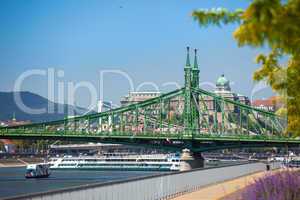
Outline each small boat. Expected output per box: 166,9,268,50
25,163,50,178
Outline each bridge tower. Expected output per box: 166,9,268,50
192,49,200,131
184,47,200,133
183,47,193,132
181,47,204,171
192,48,199,89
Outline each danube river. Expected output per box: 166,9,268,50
0,160,247,199
0,167,163,199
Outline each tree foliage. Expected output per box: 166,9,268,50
192,0,300,136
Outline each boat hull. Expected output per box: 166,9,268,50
50,167,175,171
25,174,50,179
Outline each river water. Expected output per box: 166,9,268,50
0,167,163,199
0,161,247,199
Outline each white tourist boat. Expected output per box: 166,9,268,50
48,154,180,171
25,163,50,178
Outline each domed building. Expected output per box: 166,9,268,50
214,74,249,105
197,74,251,133
216,74,231,91
202,74,250,113
214,74,235,101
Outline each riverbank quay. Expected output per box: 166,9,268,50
1,162,280,200
171,170,267,200
172,163,286,200
222,168,300,200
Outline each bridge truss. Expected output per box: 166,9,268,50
0,48,298,152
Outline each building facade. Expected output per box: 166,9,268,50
203,74,250,111
120,74,250,114
252,96,282,112
120,91,161,106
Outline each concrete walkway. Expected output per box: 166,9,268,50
171,171,267,200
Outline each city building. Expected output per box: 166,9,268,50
1,113,31,127
120,74,250,114
120,91,161,106
252,96,282,112
0,139,16,153
214,74,250,105
204,74,250,112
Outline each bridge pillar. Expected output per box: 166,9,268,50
180,148,204,171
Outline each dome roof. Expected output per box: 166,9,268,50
216,74,229,86
216,74,231,91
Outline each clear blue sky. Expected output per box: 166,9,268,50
0,0,272,108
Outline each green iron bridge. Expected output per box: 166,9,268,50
0,47,299,152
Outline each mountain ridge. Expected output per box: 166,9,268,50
0,91,92,123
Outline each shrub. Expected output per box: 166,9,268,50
242,170,300,200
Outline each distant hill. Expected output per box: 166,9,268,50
0,91,93,123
